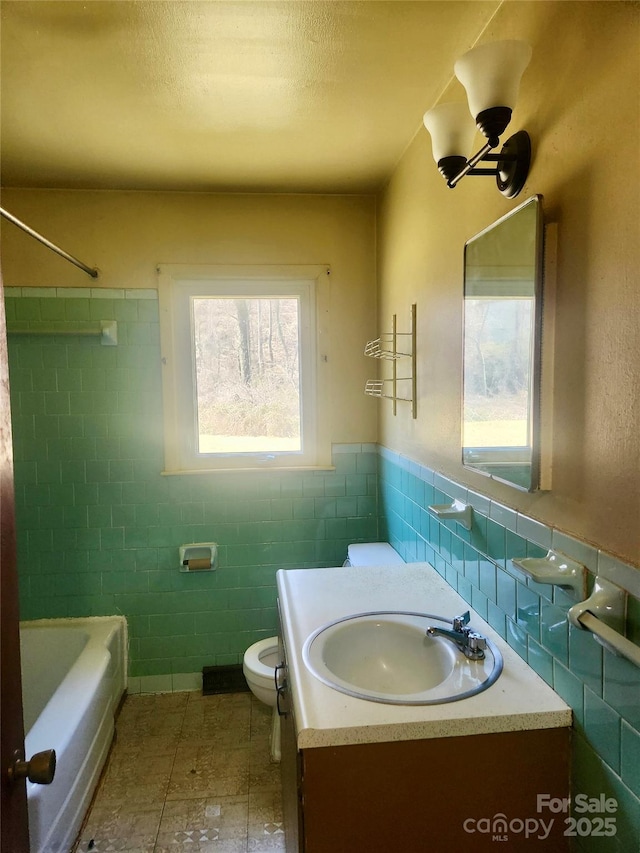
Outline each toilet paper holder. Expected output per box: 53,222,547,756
179,542,218,572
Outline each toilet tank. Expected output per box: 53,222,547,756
346,542,405,567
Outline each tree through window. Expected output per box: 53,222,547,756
193,297,301,454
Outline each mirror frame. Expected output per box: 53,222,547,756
461,194,545,492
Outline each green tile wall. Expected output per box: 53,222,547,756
5,289,379,680
378,446,640,853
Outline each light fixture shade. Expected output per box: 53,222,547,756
454,40,532,119
422,102,477,163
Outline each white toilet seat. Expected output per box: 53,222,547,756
244,637,278,682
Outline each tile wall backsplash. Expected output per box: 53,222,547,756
5,288,378,690
377,445,640,853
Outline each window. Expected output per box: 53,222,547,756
158,265,331,473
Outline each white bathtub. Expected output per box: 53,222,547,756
20,617,127,853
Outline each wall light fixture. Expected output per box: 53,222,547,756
423,40,532,198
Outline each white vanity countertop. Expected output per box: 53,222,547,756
277,562,571,749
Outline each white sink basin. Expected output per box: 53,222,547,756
302,611,502,705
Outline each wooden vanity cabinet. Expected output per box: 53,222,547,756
293,728,569,852
277,636,570,853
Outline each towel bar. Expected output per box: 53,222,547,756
574,611,640,668
568,576,640,667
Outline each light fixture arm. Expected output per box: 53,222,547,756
447,139,494,187
443,130,531,198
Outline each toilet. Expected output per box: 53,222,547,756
242,542,404,762
242,637,282,761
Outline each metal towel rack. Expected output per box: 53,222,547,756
364,303,416,418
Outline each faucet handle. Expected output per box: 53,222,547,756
467,632,487,653
452,611,471,632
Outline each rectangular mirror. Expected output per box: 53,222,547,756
462,195,545,491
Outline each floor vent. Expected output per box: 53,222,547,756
202,664,250,695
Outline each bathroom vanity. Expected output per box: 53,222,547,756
277,562,572,853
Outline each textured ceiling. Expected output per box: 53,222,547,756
0,1,499,193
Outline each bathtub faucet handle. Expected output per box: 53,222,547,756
8,748,56,785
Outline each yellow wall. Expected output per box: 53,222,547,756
2,2,638,566
377,1,639,566
0,190,378,445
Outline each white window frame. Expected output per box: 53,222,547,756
157,264,331,474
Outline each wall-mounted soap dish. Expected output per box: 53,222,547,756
510,549,586,600
428,500,473,531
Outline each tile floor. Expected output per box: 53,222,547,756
73,691,285,853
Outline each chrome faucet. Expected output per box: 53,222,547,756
426,611,487,660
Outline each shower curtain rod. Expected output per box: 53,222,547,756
0,206,99,279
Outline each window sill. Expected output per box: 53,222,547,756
161,465,336,476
